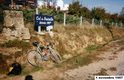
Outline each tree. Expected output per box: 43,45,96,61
68,1,81,16
80,7,91,18
91,7,106,20
110,13,118,23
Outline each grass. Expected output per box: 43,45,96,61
21,65,44,75
52,25,114,56
55,54,92,69
1,39,31,51
85,44,101,53
52,25,118,70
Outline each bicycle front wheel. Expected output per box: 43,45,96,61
49,48,62,63
27,50,42,67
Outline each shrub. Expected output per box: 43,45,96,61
22,9,35,22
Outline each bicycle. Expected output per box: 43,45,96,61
27,41,62,67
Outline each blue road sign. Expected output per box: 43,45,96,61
35,14,54,26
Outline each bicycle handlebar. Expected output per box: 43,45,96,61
32,42,39,47
32,41,53,50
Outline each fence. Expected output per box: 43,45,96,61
58,12,124,27
22,9,124,28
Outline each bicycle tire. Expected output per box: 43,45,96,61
49,48,62,63
27,50,43,67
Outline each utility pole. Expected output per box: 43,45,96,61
80,16,82,26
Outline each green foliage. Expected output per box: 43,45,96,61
91,8,106,20
22,9,35,22
66,15,80,24
54,12,64,23
80,7,91,18
0,4,10,10
39,8,56,15
110,13,119,23
68,1,82,16
0,4,5,32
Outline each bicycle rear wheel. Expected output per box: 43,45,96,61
27,50,42,67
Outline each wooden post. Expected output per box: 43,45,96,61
100,20,102,26
80,16,82,26
115,23,118,27
120,22,123,27
92,18,95,26
64,12,66,26
112,22,114,26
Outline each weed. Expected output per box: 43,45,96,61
85,44,100,53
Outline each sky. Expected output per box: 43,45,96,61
64,0,124,14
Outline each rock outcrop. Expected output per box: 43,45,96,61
2,10,30,40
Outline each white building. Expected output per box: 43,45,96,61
62,4,69,11
55,0,64,10
55,0,69,11
37,0,69,11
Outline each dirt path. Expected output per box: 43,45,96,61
1,40,124,80
62,44,124,80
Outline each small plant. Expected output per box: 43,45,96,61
85,44,100,53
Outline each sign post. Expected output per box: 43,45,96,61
64,12,66,26
35,8,41,33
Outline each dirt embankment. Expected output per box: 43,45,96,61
51,26,124,58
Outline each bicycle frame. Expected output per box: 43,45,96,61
36,44,44,57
